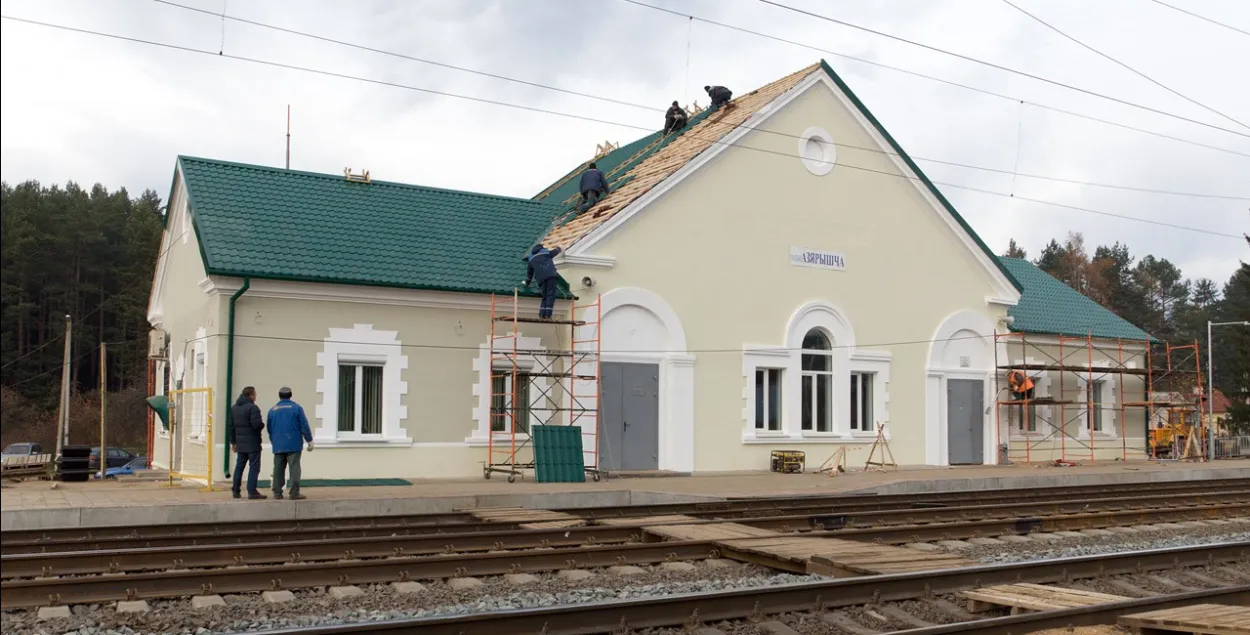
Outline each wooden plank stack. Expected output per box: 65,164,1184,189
464,507,586,529
1118,603,1250,634
960,583,1127,615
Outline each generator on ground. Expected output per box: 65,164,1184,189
770,450,805,474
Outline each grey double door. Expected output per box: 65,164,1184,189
599,362,659,471
947,378,985,465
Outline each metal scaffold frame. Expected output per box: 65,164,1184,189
993,333,1206,465
485,290,602,483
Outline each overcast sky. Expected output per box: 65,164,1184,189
2,0,1246,286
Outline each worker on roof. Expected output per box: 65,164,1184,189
577,162,610,213
705,85,732,110
664,101,688,135
524,244,563,320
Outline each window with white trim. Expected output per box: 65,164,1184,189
491,371,532,433
314,325,411,446
800,330,833,432
1090,380,1104,432
754,368,782,431
850,371,874,432
337,363,384,435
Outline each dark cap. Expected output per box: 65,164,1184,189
279,387,293,399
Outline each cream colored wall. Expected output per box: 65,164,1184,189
563,79,1011,470
226,293,561,479
149,173,221,473
1000,340,1151,463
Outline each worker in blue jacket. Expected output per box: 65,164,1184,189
524,244,563,320
267,387,313,500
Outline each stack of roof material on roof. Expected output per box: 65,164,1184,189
540,64,821,250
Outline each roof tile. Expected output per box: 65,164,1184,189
998,257,1153,341
177,156,564,296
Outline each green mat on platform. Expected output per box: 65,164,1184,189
252,478,411,488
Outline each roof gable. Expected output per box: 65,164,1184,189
998,257,1153,341
175,156,565,296
537,61,1021,294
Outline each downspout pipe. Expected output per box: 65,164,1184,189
223,277,250,478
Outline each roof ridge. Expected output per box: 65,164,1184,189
177,155,562,209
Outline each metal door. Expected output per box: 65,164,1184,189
947,379,984,465
600,362,660,471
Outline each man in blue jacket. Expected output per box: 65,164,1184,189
524,244,563,320
267,387,313,500
577,162,610,212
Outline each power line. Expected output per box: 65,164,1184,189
4,339,142,389
617,0,1250,159
0,333,64,370
757,0,1250,139
0,15,1241,239
148,0,1250,200
1147,0,1250,38
1001,0,1250,132
204,329,1002,355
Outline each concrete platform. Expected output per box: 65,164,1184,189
2,460,1247,531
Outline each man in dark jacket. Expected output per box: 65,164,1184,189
267,387,313,500
577,162,610,212
230,386,266,499
524,244,563,319
705,85,732,110
664,101,688,135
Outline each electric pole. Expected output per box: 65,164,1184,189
55,314,72,457
99,342,107,478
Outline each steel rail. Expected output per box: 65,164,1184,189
4,496,1246,577
209,543,1250,635
6,478,1243,548
6,488,1245,558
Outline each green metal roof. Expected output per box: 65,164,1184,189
998,257,1153,341
176,156,567,296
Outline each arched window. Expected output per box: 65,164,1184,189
801,329,833,432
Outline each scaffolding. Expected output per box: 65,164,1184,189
485,290,602,482
993,333,1206,465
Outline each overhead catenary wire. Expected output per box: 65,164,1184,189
756,0,1250,139
153,0,1250,165
1147,0,1250,38
0,15,1241,239
1000,0,1250,132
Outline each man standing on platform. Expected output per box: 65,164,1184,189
230,386,266,499
267,387,313,500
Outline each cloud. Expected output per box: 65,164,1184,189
2,0,1246,285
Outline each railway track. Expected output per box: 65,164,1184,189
6,479,1244,552
3,492,1245,579
2,502,1246,607
218,542,1250,635
5,487,1246,560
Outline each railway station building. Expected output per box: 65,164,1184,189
146,60,1163,481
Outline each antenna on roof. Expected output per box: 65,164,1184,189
285,105,291,170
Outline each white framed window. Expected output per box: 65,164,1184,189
314,325,411,447
754,368,782,431
470,333,553,445
491,371,532,433
850,371,873,432
337,362,384,436
797,126,837,176
800,329,833,433
1090,379,1105,432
